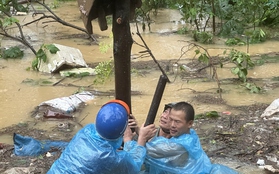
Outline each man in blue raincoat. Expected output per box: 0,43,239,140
143,101,239,174
47,99,157,174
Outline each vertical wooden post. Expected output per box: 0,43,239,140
212,0,216,34
112,0,133,110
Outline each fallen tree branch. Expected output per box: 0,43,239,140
177,42,223,99
22,0,97,41
1,11,36,54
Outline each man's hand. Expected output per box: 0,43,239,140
137,124,157,146
128,114,139,135
123,125,133,143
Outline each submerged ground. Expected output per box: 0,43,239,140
1,1,279,173
0,58,279,173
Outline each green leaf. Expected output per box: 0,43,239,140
236,57,243,64
245,83,261,93
198,54,209,65
45,44,60,54
3,17,19,27
41,80,53,84
223,50,227,55
93,60,114,84
32,58,39,70
219,62,223,68
14,4,28,12
36,49,47,62
195,111,219,119
238,69,247,82
2,46,23,59
75,72,90,77
205,111,219,118
231,67,240,75
259,29,265,38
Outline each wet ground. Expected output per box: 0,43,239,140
1,59,279,173
1,1,279,173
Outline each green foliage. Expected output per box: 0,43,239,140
176,0,212,32
73,87,85,95
99,42,112,54
0,0,28,14
216,0,278,34
62,72,90,78
249,29,266,43
137,0,279,39
136,0,175,31
141,0,171,13
99,33,113,53
0,46,23,59
131,68,139,74
135,1,154,31
244,82,261,93
1,17,19,28
195,49,209,65
195,111,220,119
218,19,245,37
214,0,234,20
254,58,265,66
32,44,60,71
225,37,246,46
44,44,60,54
193,31,213,44
176,27,189,34
49,0,61,9
228,49,255,82
105,16,113,25
254,51,279,65
93,60,114,84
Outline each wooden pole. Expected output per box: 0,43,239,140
112,0,133,110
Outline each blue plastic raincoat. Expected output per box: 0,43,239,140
47,124,146,174
143,128,239,174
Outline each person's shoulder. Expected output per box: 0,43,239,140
82,123,96,129
189,128,197,135
78,123,97,136
188,129,200,139
175,129,197,140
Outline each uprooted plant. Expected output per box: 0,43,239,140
224,48,261,93
173,42,262,96
174,42,223,98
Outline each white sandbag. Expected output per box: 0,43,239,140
261,98,279,121
39,91,95,113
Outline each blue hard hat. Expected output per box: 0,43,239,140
96,100,130,140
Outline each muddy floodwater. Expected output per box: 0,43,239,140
0,1,279,173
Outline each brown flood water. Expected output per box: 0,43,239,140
1,0,279,140
0,2,278,173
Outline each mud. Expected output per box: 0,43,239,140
1,59,279,173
